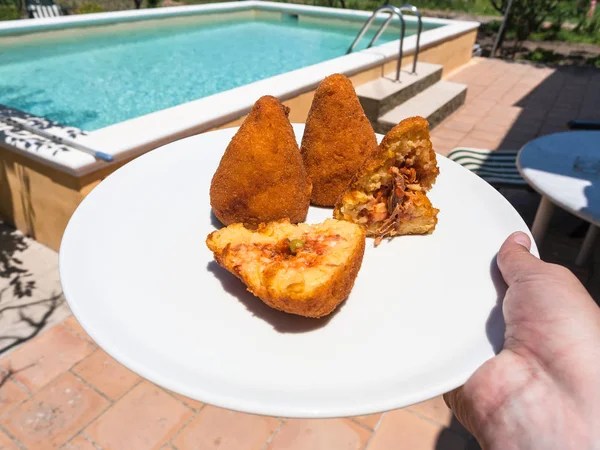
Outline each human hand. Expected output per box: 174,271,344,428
444,232,600,450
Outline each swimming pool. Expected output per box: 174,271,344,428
0,10,430,131
0,1,478,175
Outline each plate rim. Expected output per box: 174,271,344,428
59,124,538,418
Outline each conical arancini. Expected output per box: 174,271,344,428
300,74,378,207
210,95,312,227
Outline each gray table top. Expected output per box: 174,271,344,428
517,131,600,226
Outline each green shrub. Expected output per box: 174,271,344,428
0,5,20,20
520,48,561,64
147,0,161,7
583,9,600,35
76,2,104,13
479,19,503,36
587,56,600,68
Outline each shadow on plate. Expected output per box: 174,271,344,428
207,261,341,333
486,254,507,354
209,209,224,230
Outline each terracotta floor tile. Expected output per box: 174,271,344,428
473,121,511,135
457,137,499,151
0,375,28,418
0,429,19,450
485,110,522,126
430,135,461,156
72,349,140,400
406,396,469,435
63,435,97,450
267,418,371,450
0,326,95,392
431,127,467,142
61,316,95,343
367,409,465,450
86,381,192,450
352,413,383,430
448,113,480,125
0,372,109,450
465,100,497,114
468,129,504,144
0,292,70,359
173,405,279,450
506,123,541,139
497,139,527,151
442,119,475,133
167,391,204,411
434,145,454,157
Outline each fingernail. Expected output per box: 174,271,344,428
512,232,531,250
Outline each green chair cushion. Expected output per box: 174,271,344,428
447,148,527,186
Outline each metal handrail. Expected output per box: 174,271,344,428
367,12,394,48
346,5,406,81
398,4,422,73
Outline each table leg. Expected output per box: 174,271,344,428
575,225,599,266
531,196,555,247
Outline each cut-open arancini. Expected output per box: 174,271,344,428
206,219,366,318
334,117,440,245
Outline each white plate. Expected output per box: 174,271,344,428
60,124,537,418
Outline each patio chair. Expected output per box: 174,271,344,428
446,148,527,187
567,120,600,131
26,0,62,18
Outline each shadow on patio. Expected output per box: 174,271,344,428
432,58,600,301
0,222,67,356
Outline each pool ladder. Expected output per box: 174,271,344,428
346,4,422,82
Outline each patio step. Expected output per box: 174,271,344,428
375,81,468,134
356,62,443,123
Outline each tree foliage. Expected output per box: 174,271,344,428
487,0,596,55
323,0,346,8
491,0,560,43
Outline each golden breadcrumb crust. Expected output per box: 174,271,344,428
206,219,366,318
300,74,378,207
378,116,439,189
210,95,312,227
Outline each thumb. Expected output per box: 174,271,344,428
496,232,542,286
443,387,480,439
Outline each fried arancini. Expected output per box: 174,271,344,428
334,116,440,244
300,74,378,207
210,96,312,227
206,219,366,318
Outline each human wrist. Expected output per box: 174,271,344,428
475,406,600,450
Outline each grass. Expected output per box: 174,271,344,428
0,5,20,19
480,16,600,47
76,1,105,12
530,28,600,46
519,47,600,67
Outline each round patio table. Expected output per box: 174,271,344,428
517,131,600,265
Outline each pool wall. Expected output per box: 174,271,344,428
0,1,479,250
214,26,477,132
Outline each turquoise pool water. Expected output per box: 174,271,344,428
0,14,429,131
